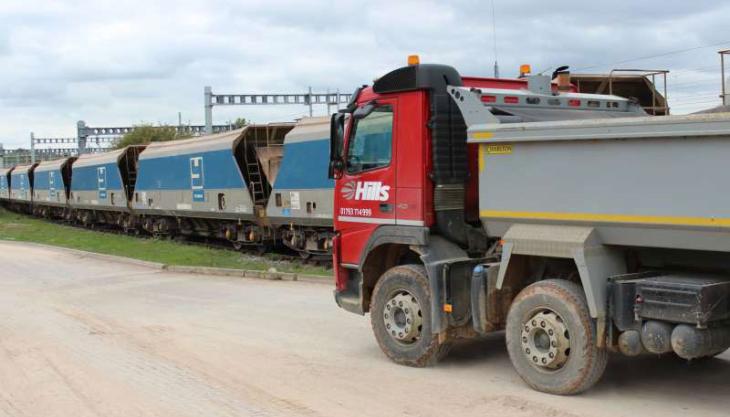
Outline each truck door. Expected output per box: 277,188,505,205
336,100,397,264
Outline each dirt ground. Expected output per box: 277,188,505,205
0,240,728,417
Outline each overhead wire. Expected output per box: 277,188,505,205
575,39,730,71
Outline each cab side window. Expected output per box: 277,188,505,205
346,105,394,173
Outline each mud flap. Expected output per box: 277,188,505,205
412,236,473,335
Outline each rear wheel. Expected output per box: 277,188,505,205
505,279,608,395
370,265,450,367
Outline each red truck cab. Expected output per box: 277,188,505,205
329,60,538,315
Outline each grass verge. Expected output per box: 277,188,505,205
0,207,330,277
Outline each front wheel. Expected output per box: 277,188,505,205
370,265,450,367
505,279,608,395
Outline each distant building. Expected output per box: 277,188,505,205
571,73,669,115
0,147,33,168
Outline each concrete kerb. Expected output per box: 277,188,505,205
7,241,168,269
3,241,332,285
162,265,331,284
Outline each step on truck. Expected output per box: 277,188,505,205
328,56,730,394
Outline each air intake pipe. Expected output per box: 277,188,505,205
430,92,487,252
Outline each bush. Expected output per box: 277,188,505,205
114,124,190,149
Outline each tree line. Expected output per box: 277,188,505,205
113,117,247,149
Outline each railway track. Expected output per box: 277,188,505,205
29,212,332,269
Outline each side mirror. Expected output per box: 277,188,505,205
328,113,346,179
353,100,376,119
329,159,344,180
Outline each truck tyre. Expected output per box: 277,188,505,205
505,279,608,395
370,264,450,367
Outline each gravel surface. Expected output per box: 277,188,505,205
0,240,727,417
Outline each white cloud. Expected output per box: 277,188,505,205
1,0,729,147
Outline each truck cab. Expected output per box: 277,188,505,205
330,61,547,308
329,59,569,370
330,59,587,315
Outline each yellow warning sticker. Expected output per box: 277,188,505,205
485,144,513,155
473,132,494,139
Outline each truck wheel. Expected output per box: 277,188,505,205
505,279,608,395
370,264,450,367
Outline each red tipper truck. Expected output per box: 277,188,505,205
328,56,730,394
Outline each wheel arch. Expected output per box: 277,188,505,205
363,232,480,334
495,224,627,345
361,242,423,313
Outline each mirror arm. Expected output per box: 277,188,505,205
352,100,377,119
328,113,346,179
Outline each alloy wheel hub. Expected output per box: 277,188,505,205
383,292,423,343
521,310,570,370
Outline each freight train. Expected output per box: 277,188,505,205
0,117,335,258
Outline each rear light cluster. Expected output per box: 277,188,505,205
480,95,521,104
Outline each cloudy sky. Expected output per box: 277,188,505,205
1,0,729,148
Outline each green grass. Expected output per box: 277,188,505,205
0,207,330,276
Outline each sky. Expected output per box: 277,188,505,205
1,0,729,149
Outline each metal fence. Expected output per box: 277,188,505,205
24,121,236,165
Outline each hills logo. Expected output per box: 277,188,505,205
341,181,390,201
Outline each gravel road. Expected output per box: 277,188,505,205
0,241,727,417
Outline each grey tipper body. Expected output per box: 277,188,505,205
477,116,730,252
459,95,730,251
450,83,730,320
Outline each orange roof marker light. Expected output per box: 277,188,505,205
519,64,532,77
408,54,420,66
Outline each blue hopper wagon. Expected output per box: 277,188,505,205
32,157,76,219
0,167,13,203
266,116,335,257
8,163,38,212
69,146,145,228
132,123,294,249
